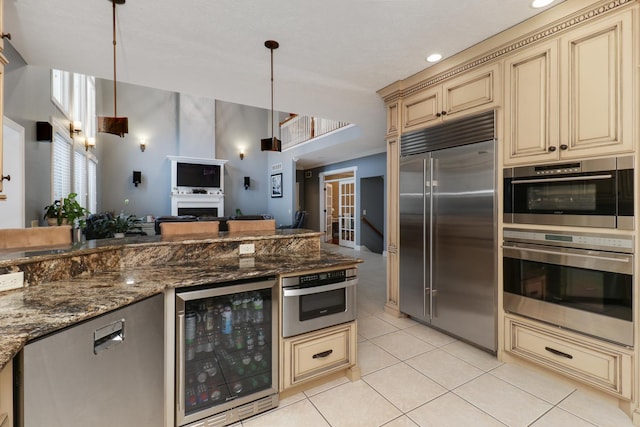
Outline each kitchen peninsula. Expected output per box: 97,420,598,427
0,229,361,426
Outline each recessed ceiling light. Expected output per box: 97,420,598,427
531,0,555,8
426,53,442,63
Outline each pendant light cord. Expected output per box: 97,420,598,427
270,47,274,140
112,0,118,117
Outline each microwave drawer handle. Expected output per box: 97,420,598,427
510,174,612,184
283,279,357,297
502,244,630,264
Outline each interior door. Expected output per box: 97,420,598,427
0,118,25,228
338,179,355,248
325,183,333,242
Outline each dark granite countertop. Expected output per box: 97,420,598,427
0,235,360,370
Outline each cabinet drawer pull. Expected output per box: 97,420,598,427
312,349,333,359
548,146,556,152
545,346,573,359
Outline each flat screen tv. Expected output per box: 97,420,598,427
176,162,221,188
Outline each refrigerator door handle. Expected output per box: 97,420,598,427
427,156,434,321
176,312,185,414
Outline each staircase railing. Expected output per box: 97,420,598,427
280,114,349,150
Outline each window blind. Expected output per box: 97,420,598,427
74,150,87,209
88,159,97,213
52,131,72,200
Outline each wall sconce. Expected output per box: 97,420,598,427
140,138,147,152
70,121,82,135
244,176,250,190
239,150,245,160
84,137,96,151
133,171,142,187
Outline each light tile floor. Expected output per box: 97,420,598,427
241,245,635,427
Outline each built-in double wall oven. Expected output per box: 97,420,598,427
504,156,634,229
503,228,633,347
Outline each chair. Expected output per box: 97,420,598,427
0,226,72,250
278,210,307,229
226,219,276,232
160,221,219,237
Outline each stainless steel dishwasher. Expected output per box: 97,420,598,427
17,294,164,427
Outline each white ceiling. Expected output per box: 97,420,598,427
5,0,561,169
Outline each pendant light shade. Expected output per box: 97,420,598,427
261,40,281,152
98,0,129,137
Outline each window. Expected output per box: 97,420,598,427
50,69,97,212
52,127,72,201
88,159,97,213
51,69,72,118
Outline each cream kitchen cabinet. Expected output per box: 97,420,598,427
0,359,13,427
280,322,357,391
505,315,633,400
401,62,501,134
504,7,635,165
0,0,6,198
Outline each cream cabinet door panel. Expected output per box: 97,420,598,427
504,40,560,165
505,316,632,400
402,87,440,132
442,62,501,119
560,9,634,157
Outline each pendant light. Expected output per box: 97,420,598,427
260,40,281,152
98,0,129,137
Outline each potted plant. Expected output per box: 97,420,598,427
43,193,89,226
110,213,142,238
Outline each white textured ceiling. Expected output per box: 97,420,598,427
5,0,561,168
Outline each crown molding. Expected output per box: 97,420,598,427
379,0,635,104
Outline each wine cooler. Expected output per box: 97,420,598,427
175,277,279,426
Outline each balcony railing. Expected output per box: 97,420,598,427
280,115,349,150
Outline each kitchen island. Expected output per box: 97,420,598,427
0,229,361,370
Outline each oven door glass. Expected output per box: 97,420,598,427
511,171,620,216
504,253,632,322
299,288,346,321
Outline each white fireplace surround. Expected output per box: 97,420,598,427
168,156,228,217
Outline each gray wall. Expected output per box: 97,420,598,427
303,152,387,248
4,39,375,227
215,100,270,217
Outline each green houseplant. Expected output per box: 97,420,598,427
43,193,89,226
111,213,142,237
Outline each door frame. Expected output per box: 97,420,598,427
319,166,358,249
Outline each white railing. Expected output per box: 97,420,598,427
280,115,349,150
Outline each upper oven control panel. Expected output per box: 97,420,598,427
503,228,634,253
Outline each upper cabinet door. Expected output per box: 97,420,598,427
402,86,440,132
559,8,634,158
0,0,4,51
442,62,501,120
503,39,560,165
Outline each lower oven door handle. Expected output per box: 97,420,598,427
283,279,357,297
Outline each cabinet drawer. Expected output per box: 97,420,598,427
505,316,632,399
281,322,356,389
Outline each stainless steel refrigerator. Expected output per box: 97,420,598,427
399,112,497,352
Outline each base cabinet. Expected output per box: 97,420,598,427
280,322,357,391
504,315,633,399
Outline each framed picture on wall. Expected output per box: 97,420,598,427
270,173,283,198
